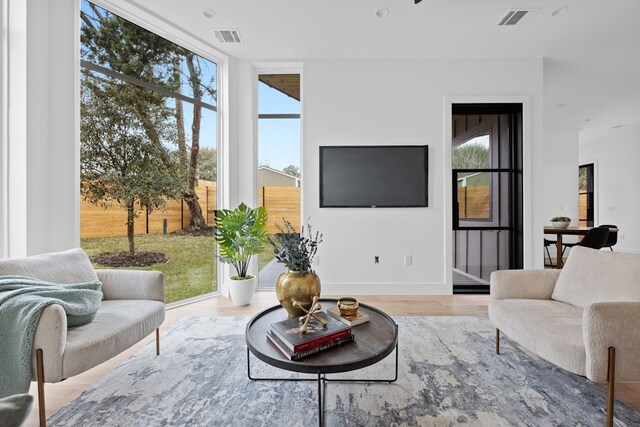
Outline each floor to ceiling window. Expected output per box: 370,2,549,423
256,74,301,289
79,1,219,304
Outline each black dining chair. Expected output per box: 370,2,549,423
543,238,556,267
561,226,610,255
598,224,618,251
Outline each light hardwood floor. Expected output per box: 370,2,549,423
26,292,640,426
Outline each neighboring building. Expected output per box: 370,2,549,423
258,166,300,188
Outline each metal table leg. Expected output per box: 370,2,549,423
317,372,323,427
247,342,399,426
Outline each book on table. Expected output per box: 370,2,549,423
270,311,352,353
267,331,354,361
326,307,370,326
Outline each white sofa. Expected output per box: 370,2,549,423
489,246,640,426
0,248,165,427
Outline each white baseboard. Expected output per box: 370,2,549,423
616,248,640,254
320,281,452,295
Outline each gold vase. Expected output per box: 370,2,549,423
275,271,321,317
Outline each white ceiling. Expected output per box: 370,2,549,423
109,0,640,132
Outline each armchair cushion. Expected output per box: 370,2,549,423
0,249,98,284
552,246,640,308
490,269,560,301
61,299,164,379
96,269,164,302
489,299,586,376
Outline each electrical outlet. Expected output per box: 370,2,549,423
404,255,412,265
374,256,380,264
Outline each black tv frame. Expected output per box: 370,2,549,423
319,145,429,208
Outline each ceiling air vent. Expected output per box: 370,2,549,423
497,8,539,26
213,29,242,44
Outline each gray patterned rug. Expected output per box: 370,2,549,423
49,316,640,426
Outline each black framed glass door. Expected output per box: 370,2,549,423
451,104,523,293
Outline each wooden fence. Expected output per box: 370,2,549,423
457,186,490,219
81,182,301,238
259,186,301,234
80,181,217,238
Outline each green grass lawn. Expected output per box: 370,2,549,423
81,233,216,304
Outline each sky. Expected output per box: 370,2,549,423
258,82,301,171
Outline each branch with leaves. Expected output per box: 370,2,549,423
269,219,323,273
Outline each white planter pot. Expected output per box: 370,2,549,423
229,275,257,306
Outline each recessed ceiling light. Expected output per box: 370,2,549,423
376,8,389,18
203,8,216,19
552,6,569,17
555,103,568,108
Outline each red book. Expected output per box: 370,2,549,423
267,331,354,361
270,311,352,352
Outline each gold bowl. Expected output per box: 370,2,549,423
337,297,359,317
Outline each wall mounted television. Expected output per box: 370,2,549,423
319,145,428,208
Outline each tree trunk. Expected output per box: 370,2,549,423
173,54,187,171
183,53,206,230
127,199,136,256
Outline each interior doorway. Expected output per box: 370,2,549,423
451,104,523,293
579,163,595,227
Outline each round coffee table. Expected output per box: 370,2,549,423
245,299,398,426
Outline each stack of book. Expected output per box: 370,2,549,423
267,312,354,361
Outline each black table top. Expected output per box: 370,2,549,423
245,298,398,374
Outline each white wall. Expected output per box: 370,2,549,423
26,0,79,255
1,0,78,257
1,0,28,258
579,124,640,253
299,59,543,294
543,129,579,223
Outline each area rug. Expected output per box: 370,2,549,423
48,316,640,426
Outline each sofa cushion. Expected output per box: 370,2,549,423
62,299,164,378
0,248,98,284
552,246,640,308
489,299,586,376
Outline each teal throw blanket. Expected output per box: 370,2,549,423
0,275,102,398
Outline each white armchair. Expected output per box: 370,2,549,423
489,246,640,427
0,249,165,427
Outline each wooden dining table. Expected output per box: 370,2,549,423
544,226,593,268
543,226,618,268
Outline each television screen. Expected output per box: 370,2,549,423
320,145,428,208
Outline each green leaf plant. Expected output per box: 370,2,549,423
269,219,323,273
214,203,269,279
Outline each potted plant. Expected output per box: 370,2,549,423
270,219,323,317
214,203,269,306
551,216,571,228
